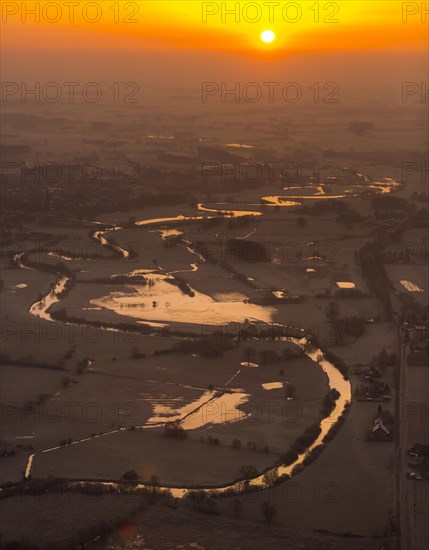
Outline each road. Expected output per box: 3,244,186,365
396,325,409,550
397,326,429,550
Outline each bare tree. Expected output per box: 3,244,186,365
261,501,277,524
325,301,340,323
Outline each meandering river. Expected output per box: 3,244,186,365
17,196,357,495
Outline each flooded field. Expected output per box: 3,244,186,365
91,273,276,326
400,279,424,292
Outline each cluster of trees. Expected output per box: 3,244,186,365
51,309,156,336
322,402,350,444
197,492,278,524
202,435,220,445
335,207,364,228
22,256,74,280
304,302,364,346
0,448,16,457
398,286,429,321
291,423,322,455
373,348,398,368
299,199,354,217
383,249,413,264
130,346,146,359
0,353,64,371
164,421,187,439
1,475,154,499
75,357,91,374
61,376,74,388
175,338,229,358
359,242,393,318
334,287,364,299
338,315,366,339
22,393,51,414
280,398,342,467
63,346,75,361
121,469,139,483
55,277,73,300
22,256,75,302
90,274,147,285
163,234,183,247
320,388,341,419
399,304,429,326
244,346,302,365
371,195,409,212
185,490,219,515
288,402,351,472
238,464,258,482
165,275,195,297
153,347,180,357
323,350,348,379
201,436,269,453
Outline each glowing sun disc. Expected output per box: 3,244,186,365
261,30,275,43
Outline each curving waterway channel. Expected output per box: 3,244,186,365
19,184,399,495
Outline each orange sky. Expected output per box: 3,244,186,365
2,1,428,54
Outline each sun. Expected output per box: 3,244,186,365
261,30,275,44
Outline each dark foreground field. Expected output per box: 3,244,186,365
98,507,392,550
0,491,393,550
